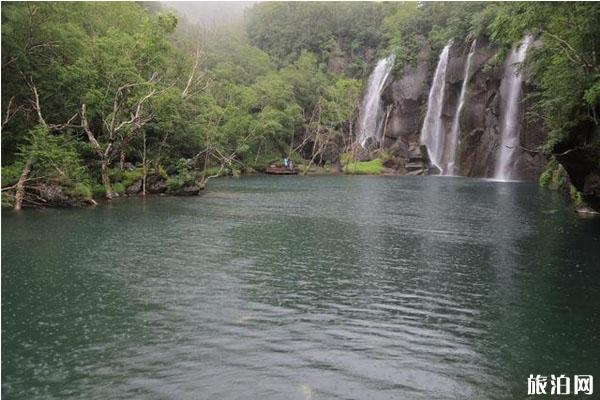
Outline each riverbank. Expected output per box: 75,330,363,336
4,154,597,216
1,154,397,210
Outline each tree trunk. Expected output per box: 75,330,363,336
119,150,126,171
13,159,32,211
101,160,113,200
142,131,147,196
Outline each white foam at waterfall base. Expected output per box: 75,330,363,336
420,42,452,174
444,39,477,176
357,54,395,147
494,35,532,181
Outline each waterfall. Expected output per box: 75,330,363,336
444,39,477,176
494,35,532,181
420,42,452,174
357,54,395,147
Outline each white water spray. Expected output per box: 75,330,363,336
444,39,477,176
420,42,452,173
357,54,395,147
494,35,532,181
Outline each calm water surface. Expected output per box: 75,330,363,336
2,176,600,399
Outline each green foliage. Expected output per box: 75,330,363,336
91,183,107,198
1,163,25,187
383,2,489,72
68,182,93,200
110,168,144,189
246,2,396,76
112,182,126,195
539,159,568,190
487,3,600,154
167,159,196,190
18,126,90,184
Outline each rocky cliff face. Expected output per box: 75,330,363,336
379,37,431,174
379,37,547,180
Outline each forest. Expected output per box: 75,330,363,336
1,2,599,210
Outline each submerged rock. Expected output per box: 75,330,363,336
124,176,203,197
169,185,203,196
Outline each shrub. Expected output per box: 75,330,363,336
167,158,197,190
1,163,25,187
71,182,93,199
91,183,106,198
112,182,126,194
539,159,568,190
570,185,584,205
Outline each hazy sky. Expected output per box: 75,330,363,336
161,1,257,25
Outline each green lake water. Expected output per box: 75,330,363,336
2,176,599,399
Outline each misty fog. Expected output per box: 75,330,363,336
161,1,256,26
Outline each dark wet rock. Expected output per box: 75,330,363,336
557,145,600,211
125,179,143,195
122,162,135,172
379,36,432,173
146,175,168,194
582,171,600,205
378,36,547,180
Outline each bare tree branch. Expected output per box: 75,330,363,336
2,97,23,129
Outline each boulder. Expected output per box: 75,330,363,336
122,162,135,172
146,175,167,194
125,179,143,195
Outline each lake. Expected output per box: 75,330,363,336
2,176,599,399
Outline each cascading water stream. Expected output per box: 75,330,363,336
420,42,452,174
494,35,532,181
444,39,477,176
357,54,395,147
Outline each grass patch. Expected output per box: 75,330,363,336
70,182,93,199
343,158,385,174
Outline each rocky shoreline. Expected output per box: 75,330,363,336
1,174,205,210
